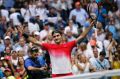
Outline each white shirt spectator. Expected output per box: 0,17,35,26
64,26,78,35
59,0,68,10
72,65,80,75
1,9,9,22
21,8,32,22
69,8,89,26
78,62,90,73
78,49,94,59
66,0,73,10
10,12,21,26
29,4,36,17
11,57,18,66
94,29,106,42
39,29,52,40
89,57,101,71
87,40,103,53
51,0,61,10
103,40,110,58
89,57,110,71
98,59,110,70
35,7,48,21
28,22,40,34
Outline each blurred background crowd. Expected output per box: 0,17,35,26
0,0,120,79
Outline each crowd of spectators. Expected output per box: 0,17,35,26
0,0,120,79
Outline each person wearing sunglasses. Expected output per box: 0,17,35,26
25,20,95,78
24,46,48,79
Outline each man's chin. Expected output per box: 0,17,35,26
55,41,61,44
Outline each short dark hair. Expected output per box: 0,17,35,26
30,46,39,53
52,30,62,36
99,51,106,56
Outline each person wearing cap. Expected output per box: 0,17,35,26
27,20,95,78
4,36,12,53
87,34,103,53
34,31,41,41
4,67,16,79
24,46,48,79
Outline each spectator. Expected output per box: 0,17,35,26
33,31,41,41
103,32,117,60
64,20,79,36
69,1,89,26
97,5,107,29
4,68,16,79
97,51,111,71
9,8,21,26
16,56,27,79
0,16,7,39
77,42,94,59
95,22,106,42
10,50,18,69
87,34,103,53
76,54,94,73
0,60,5,79
39,22,52,40
20,1,32,22
28,17,40,34
111,52,120,79
0,37,5,57
25,46,48,79
13,37,29,59
47,7,58,25
87,0,98,14
35,2,48,21
89,47,99,71
71,55,79,75
55,17,66,30
0,6,9,22
105,17,119,40
4,36,12,48
3,0,14,10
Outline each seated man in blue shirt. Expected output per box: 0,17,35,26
25,46,48,79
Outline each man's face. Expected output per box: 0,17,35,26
19,38,25,46
75,2,81,10
5,39,10,45
99,55,105,61
53,33,62,44
31,52,39,58
93,50,98,58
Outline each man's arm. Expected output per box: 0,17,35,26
28,36,42,46
27,66,46,71
76,20,95,43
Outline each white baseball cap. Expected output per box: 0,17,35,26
34,31,40,36
4,36,11,40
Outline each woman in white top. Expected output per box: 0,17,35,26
76,54,94,73
71,55,79,75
